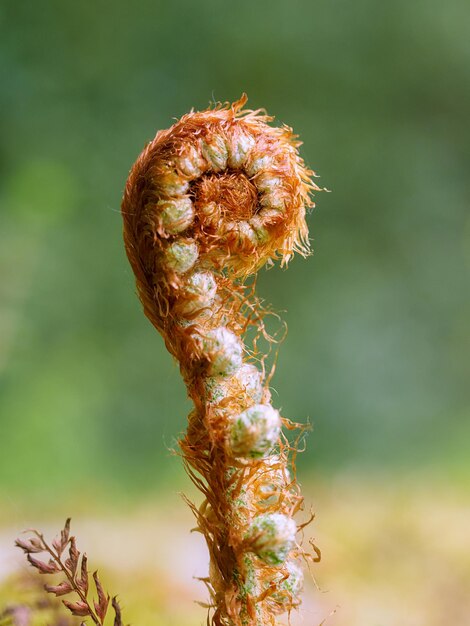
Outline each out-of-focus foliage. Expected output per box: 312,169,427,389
3,479,470,626
0,0,469,495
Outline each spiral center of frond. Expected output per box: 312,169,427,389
194,171,259,222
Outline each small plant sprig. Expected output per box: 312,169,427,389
15,519,124,626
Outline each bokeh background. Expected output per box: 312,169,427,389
1,1,469,625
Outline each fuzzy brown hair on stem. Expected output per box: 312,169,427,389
121,94,322,626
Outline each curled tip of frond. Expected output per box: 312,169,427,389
121,94,319,290
231,92,249,113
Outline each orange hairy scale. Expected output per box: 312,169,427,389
121,95,321,626
194,172,259,221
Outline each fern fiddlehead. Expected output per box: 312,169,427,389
121,95,320,625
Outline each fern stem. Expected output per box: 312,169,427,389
121,94,321,625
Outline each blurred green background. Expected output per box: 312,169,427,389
1,0,469,498
1,2,470,625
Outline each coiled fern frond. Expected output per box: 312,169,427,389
121,94,321,626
